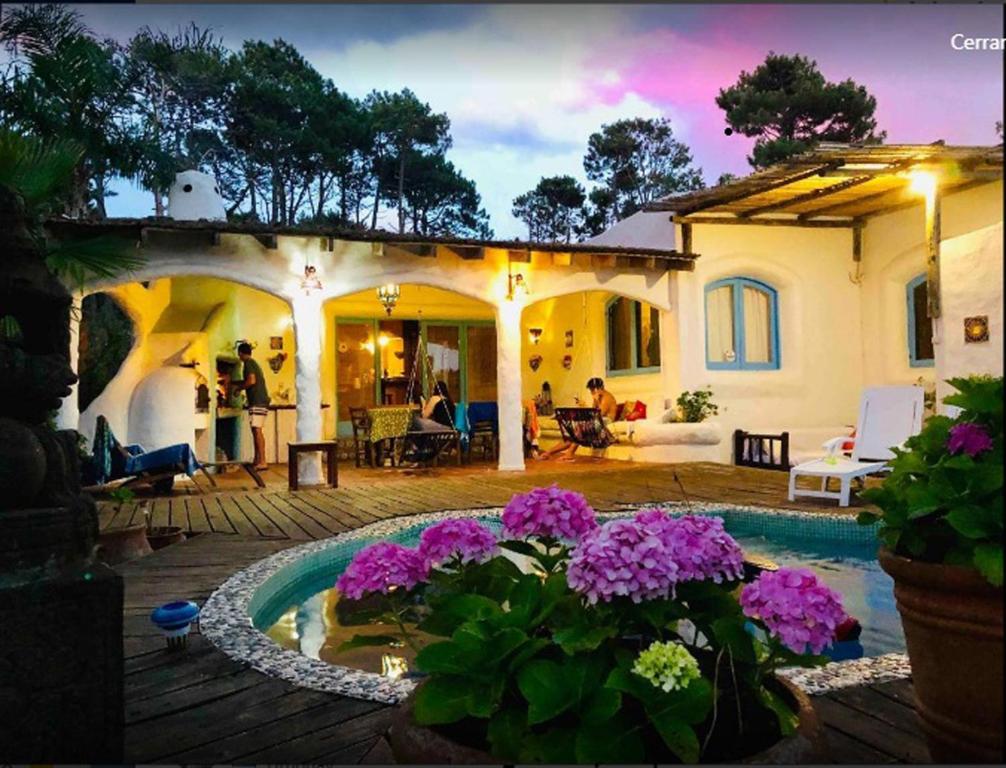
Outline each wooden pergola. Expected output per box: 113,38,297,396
647,142,1003,318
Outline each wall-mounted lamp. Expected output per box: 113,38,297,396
377,283,401,315
507,270,528,301
301,264,322,293
907,170,938,198
528,327,543,345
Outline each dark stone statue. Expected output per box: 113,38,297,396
0,192,123,761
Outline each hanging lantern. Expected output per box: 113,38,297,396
377,283,401,315
301,264,322,293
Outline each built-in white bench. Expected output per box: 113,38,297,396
537,416,723,463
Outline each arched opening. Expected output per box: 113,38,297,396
79,292,134,413
522,290,668,416
322,284,497,440
76,275,295,470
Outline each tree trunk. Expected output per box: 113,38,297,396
397,155,406,234
370,177,380,230
154,193,164,217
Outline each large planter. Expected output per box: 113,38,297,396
879,547,1004,763
146,525,186,551
389,676,825,765
95,524,152,565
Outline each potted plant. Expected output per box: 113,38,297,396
858,375,1003,763
676,389,719,423
335,485,851,764
95,487,152,565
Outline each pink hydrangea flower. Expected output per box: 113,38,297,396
947,422,994,458
418,519,498,567
635,510,745,584
740,567,846,655
502,484,598,542
567,518,678,604
335,542,429,600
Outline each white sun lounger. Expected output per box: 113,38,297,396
788,386,925,507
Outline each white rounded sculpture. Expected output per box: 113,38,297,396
167,170,226,222
128,366,199,451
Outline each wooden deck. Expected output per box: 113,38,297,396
100,460,876,538
110,462,928,764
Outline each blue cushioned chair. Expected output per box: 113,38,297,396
83,415,213,494
466,401,499,462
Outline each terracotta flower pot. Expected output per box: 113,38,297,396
146,525,186,551
879,547,1004,763
389,676,825,764
95,523,152,565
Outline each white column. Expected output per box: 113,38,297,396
292,292,324,485
495,300,525,471
56,292,83,431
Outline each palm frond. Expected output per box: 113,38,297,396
44,235,145,292
0,128,82,214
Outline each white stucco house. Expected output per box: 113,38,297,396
52,142,1003,486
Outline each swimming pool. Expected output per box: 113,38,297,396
250,506,902,660
202,502,911,703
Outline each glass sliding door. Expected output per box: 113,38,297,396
465,324,497,402
334,317,496,435
335,322,377,431
425,325,462,402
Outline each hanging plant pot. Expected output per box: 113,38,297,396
879,548,1003,763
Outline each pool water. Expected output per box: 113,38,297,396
253,508,904,674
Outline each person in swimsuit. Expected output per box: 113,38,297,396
538,377,617,461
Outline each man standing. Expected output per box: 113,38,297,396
233,342,270,470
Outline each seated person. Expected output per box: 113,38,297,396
412,380,456,431
538,377,617,461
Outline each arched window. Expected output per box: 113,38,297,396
606,297,661,375
705,277,779,370
906,274,934,367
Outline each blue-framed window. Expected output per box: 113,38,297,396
605,297,661,376
906,274,935,367
704,277,780,370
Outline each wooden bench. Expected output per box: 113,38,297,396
201,461,266,489
287,440,339,491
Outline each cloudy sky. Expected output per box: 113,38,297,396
74,3,1003,237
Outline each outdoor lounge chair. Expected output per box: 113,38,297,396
554,406,617,450
788,386,924,507
399,427,462,467
83,415,213,495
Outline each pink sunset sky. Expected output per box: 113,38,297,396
75,3,1004,237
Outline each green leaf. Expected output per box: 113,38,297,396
580,687,621,725
574,714,646,763
507,637,549,673
522,725,578,763
856,511,880,526
711,616,757,664
417,593,502,636
517,659,573,724
412,676,474,725
334,634,400,653
414,640,469,675
644,678,714,726
498,540,542,558
974,543,1004,587
487,707,526,761
553,623,616,654
758,684,799,736
946,505,996,539
649,714,701,763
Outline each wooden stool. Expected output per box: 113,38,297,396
287,441,339,491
